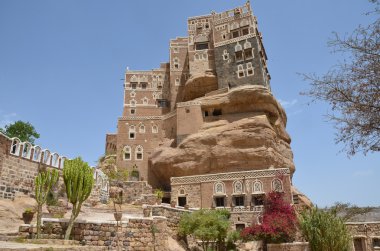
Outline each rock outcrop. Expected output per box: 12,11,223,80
149,85,295,188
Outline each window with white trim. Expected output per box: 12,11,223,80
246,62,254,76
139,124,145,133
130,91,136,98
233,180,243,194
152,125,158,134
129,125,136,139
21,142,32,159
43,150,51,164
130,108,136,115
10,138,21,155
59,157,66,169
135,145,143,160
123,146,131,160
272,179,283,192
175,78,180,86
237,64,245,78
142,97,149,105
252,180,263,194
130,99,136,107
51,153,59,167
214,182,225,194
32,146,42,162
223,50,229,61
173,57,179,69
235,43,243,61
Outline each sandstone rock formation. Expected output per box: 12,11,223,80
149,85,295,188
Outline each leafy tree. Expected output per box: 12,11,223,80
302,0,380,156
329,202,374,221
63,157,94,240
34,169,59,239
299,207,352,251
0,120,40,144
241,192,297,246
179,209,230,251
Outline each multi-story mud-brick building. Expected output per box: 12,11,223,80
105,1,271,184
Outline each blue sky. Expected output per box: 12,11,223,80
0,0,378,207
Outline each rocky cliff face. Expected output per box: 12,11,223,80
149,85,295,188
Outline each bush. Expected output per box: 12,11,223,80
241,192,297,244
299,207,352,251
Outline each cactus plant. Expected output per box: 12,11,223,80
63,157,94,240
34,169,59,238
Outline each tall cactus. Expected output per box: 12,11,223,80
63,157,94,240
34,168,59,239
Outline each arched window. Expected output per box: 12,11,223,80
123,146,131,160
10,138,21,155
21,142,32,159
237,64,245,78
252,180,264,194
246,62,254,76
179,188,186,195
233,180,243,194
42,150,51,165
139,124,145,133
244,40,252,49
231,22,239,30
240,19,250,27
135,145,143,160
129,125,136,139
272,179,283,192
130,99,136,107
130,75,138,82
32,146,42,162
51,153,59,167
223,50,229,61
235,43,242,52
152,125,158,134
59,157,66,169
214,182,225,194
142,97,149,105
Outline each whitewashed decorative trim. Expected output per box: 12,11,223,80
171,168,290,185
177,101,201,108
214,33,255,48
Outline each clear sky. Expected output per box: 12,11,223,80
0,0,378,207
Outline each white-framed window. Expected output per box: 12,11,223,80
129,125,136,139
135,145,143,160
130,75,138,82
10,138,21,155
237,64,245,78
130,91,136,98
235,43,242,52
231,22,239,30
21,142,32,159
142,97,149,105
130,99,136,107
175,78,180,86
42,150,51,165
223,50,229,61
32,146,42,162
272,178,283,192
233,180,243,194
173,57,179,69
244,40,252,49
58,157,66,169
235,43,243,61
152,125,158,134
123,146,131,160
130,108,136,115
252,180,264,194
51,153,59,167
240,19,250,27
246,62,254,76
214,181,225,195
139,124,145,133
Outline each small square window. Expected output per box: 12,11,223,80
215,197,225,207
238,71,245,78
244,49,253,59
232,30,239,38
129,132,135,139
242,28,249,36
130,109,136,115
141,82,147,89
234,196,244,206
247,68,254,76
235,51,243,61
131,83,137,89
136,153,142,160
124,153,131,160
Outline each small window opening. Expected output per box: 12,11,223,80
235,51,243,61
234,196,245,207
204,111,209,117
130,109,136,115
245,49,253,59
195,43,209,50
185,108,190,113
232,30,240,38
129,132,135,139
215,197,225,207
235,224,245,232
136,153,142,160
178,197,187,207
252,195,264,206
242,27,249,36
141,82,147,89
131,82,137,89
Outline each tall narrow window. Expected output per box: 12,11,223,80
152,125,158,134
130,99,136,107
21,143,32,159
173,57,179,69
51,153,59,167
139,124,145,133
246,62,254,76
135,145,143,160
235,43,243,62
141,82,147,89
32,146,42,162
129,125,136,139
142,97,149,105
175,78,180,86
237,64,245,78
223,50,229,61
123,146,131,160
43,150,51,165
272,179,283,192
10,138,21,155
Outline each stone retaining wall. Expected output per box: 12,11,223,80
19,217,169,250
267,242,310,251
110,180,154,205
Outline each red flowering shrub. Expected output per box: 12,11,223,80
241,192,297,243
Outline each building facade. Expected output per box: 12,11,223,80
105,1,271,183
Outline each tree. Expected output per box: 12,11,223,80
179,209,230,251
34,169,59,239
302,0,380,156
0,120,40,144
63,157,94,240
298,207,352,251
241,192,297,246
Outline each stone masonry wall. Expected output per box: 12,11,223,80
267,242,310,251
20,217,169,250
346,222,380,251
